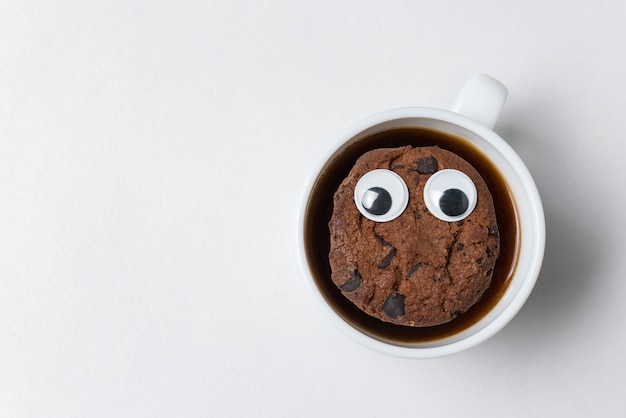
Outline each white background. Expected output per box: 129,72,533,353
2,1,625,417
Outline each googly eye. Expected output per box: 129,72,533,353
423,169,477,222
354,169,409,222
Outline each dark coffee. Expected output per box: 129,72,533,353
303,127,519,343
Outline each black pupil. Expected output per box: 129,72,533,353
362,187,392,216
439,188,469,217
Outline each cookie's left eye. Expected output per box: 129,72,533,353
354,169,409,222
424,169,477,222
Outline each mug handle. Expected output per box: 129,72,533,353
451,74,508,129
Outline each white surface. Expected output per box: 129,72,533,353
1,1,624,417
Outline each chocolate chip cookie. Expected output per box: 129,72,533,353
328,145,500,327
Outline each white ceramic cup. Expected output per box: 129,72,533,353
296,74,545,358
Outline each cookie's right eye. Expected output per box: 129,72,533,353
354,169,409,222
423,169,477,222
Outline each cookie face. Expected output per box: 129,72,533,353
328,146,500,327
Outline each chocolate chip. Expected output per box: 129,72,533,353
340,270,361,292
486,269,494,276
456,243,465,251
377,247,397,268
486,247,493,258
407,263,425,278
477,258,484,265
383,293,405,318
488,225,499,236
416,156,438,174
374,232,392,247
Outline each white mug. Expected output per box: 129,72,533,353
296,74,545,358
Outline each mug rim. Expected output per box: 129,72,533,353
296,106,545,358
